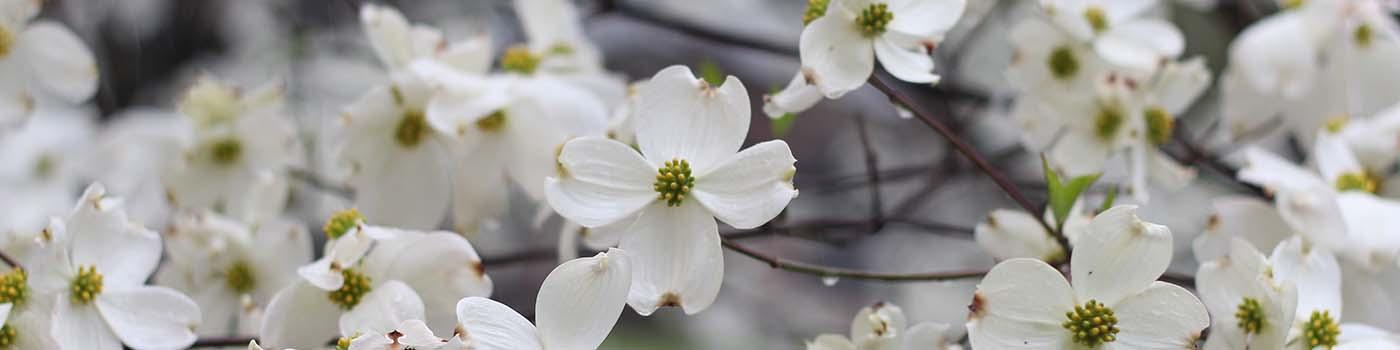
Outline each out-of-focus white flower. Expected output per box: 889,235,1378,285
1039,0,1184,72
762,68,824,119
804,301,960,350
261,220,492,348
164,76,299,222
545,66,797,315
973,207,1088,263
30,184,201,350
513,0,603,73
1270,236,1346,350
0,0,98,126
84,108,187,228
1196,238,1298,350
337,76,455,229
967,206,1207,349
348,319,454,350
799,0,966,98
0,106,92,259
454,248,631,350
1192,196,1293,262
155,211,312,336
0,267,60,348
360,4,491,76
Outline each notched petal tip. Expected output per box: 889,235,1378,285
659,291,682,308
968,292,986,319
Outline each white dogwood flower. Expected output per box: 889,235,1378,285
973,207,1091,263
155,211,312,336
348,319,454,350
545,66,797,315
30,184,202,350
1039,0,1184,72
1271,236,1345,350
799,0,966,98
454,248,631,350
805,301,960,350
164,76,299,220
1196,238,1298,350
360,4,491,76
0,0,98,126
0,106,92,258
1191,196,1293,263
967,205,1208,349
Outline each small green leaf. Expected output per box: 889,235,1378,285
771,113,797,137
1042,154,1100,231
698,59,725,86
1098,187,1118,213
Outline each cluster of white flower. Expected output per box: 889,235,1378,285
4,0,1400,348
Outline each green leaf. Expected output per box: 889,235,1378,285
1098,186,1118,213
698,59,725,86
771,113,797,137
1042,154,1100,231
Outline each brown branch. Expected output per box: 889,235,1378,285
721,238,987,282
286,168,354,199
191,336,257,348
0,251,19,271
854,115,885,229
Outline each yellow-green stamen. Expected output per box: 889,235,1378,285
1084,6,1108,33
209,138,244,166
1144,106,1174,145
0,26,13,58
225,261,256,294
477,110,507,132
1095,104,1125,141
328,268,373,310
394,109,429,148
1303,310,1340,349
1335,172,1380,194
0,268,27,305
1048,46,1080,81
70,265,103,305
854,3,894,37
501,46,540,75
1354,23,1374,49
1235,297,1266,334
324,208,363,240
1062,300,1120,347
0,324,15,347
654,158,695,207
1324,115,1348,133
803,0,830,25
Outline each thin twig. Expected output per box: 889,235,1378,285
854,115,885,229
286,168,354,199
191,336,257,348
0,251,20,271
721,238,987,282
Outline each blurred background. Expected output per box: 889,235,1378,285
12,0,1277,347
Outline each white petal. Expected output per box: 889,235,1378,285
1313,132,1364,185
54,298,122,350
364,231,492,335
348,333,392,350
249,219,316,303
1149,57,1211,115
1094,19,1184,72
875,36,938,84
763,70,823,118
1238,147,1327,195
634,65,750,172
799,15,875,98
424,87,511,139
19,21,98,103
1336,193,1400,264
1270,237,1342,318
1109,282,1209,349
451,145,509,234
297,256,345,291
1228,12,1317,98
348,138,452,230
807,334,856,350
888,0,965,37
361,4,414,69
621,202,723,315
690,140,797,229
1047,133,1111,177
95,286,201,350
1195,238,1269,316
967,258,1075,349
902,322,953,350
339,280,426,338
545,137,657,227
536,248,632,349
974,209,1064,262
1274,188,1348,252
258,283,342,349
0,302,10,325
1071,205,1173,306
850,302,906,348
68,188,162,289
455,297,543,350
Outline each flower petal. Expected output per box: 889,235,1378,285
1072,205,1173,306
19,21,98,103
621,202,723,315
68,184,162,289
634,65,750,172
348,136,452,231
1094,19,1184,72
967,258,1075,349
850,302,906,347
96,286,201,350
455,297,543,350
536,248,632,349
1313,132,1364,185
1274,188,1348,252
874,36,938,84
250,219,316,303
763,70,823,118
799,15,875,98
975,209,1064,262
364,231,492,335
888,0,965,37
451,143,508,234
545,137,657,227
360,4,414,69
339,280,426,338
690,140,797,229
1109,282,1208,349
54,298,122,350
807,334,856,350
1270,237,1342,317
901,322,953,350
259,282,342,349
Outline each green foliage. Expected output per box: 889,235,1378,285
698,59,725,86
771,113,797,137
1042,155,1100,231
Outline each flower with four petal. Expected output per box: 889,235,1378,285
454,248,631,350
805,301,960,350
799,0,966,98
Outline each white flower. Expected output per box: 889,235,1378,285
454,248,631,350
513,0,604,73
1336,324,1400,349
260,226,492,348
805,301,959,350
29,184,201,350
1191,196,1293,262
0,0,98,126
0,106,93,258
799,0,966,98
360,4,490,75
1039,0,1184,72
154,211,312,336
337,75,454,229
967,205,1208,349
762,69,824,118
1196,238,1298,350
1270,236,1345,350
164,76,299,221
545,66,798,315
348,319,454,350
973,207,1086,263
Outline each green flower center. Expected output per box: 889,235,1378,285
324,208,363,240
32,155,55,179
477,110,507,133
1084,6,1108,33
1094,104,1125,142
1062,300,1119,347
0,26,13,59
328,268,372,310
0,324,15,348
1354,23,1374,49
1048,46,1080,81
1335,172,1380,194
209,138,244,166
336,337,352,350
803,0,830,25
1283,0,1306,9
1144,106,1174,146
1235,297,1266,334
394,108,429,148
70,265,103,305
1303,310,1340,349
0,268,28,305
1324,115,1348,133
854,3,894,37
225,261,256,294
654,158,695,207
501,46,540,75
